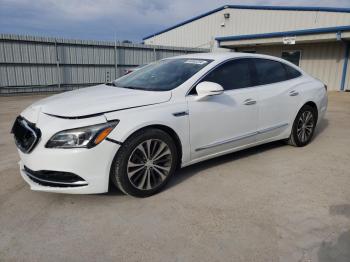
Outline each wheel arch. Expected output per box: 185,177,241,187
303,101,319,123
122,124,183,169
289,100,319,136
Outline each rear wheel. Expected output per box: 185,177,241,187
111,128,178,197
288,105,317,147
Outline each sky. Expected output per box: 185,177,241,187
1,0,350,43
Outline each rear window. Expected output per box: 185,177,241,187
252,58,301,85
284,64,302,80
253,59,289,85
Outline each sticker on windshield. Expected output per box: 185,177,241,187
184,60,208,65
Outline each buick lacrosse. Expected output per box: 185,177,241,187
12,53,327,197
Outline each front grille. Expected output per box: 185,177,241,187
24,166,88,187
11,116,41,153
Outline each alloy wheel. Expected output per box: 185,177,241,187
126,139,172,190
296,111,314,143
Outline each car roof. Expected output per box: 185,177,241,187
171,52,283,62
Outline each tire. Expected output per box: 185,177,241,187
110,128,178,197
288,105,317,147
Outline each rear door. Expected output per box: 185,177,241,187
252,58,302,141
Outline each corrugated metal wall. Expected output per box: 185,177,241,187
0,34,208,93
144,8,350,50
300,43,345,91
237,42,346,91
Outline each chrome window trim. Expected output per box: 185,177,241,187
186,57,304,96
195,131,257,152
186,57,255,96
258,123,289,134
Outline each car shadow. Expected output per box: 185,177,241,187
317,204,350,262
169,118,329,189
317,230,350,262
167,140,286,189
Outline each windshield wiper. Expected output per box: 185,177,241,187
121,86,145,90
105,82,144,90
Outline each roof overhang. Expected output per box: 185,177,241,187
216,25,350,48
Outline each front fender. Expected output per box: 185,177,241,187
104,102,191,165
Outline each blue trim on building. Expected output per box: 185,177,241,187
341,42,350,91
224,5,350,13
215,25,350,42
143,5,350,40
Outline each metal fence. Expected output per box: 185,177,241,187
0,34,208,94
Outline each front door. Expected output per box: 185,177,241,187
186,58,259,160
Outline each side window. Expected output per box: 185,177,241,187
200,59,254,91
253,59,289,85
284,64,302,80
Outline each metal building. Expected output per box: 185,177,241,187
143,5,350,91
0,34,207,94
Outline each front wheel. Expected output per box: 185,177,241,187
288,105,317,147
111,128,178,197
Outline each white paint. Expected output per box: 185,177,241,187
17,52,328,194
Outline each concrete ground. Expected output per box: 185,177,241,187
0,92,349,262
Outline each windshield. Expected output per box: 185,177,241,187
113,58,212,91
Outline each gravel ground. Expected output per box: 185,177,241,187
0,92,349,262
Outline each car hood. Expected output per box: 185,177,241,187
25,84,172,119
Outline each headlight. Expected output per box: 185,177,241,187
45,121,119,149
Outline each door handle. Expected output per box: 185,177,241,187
243,98,257,105
289,90,299,96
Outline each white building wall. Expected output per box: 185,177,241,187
144,8,350,49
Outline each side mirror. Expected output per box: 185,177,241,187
195,81,224,101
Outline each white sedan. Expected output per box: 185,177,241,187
12,53,328,197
